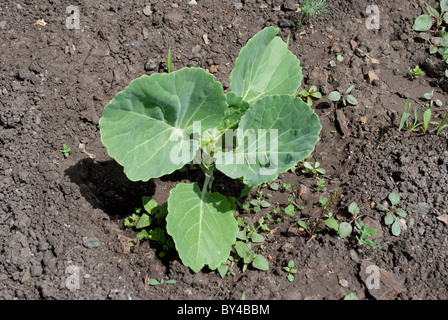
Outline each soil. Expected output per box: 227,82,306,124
1,0,448,301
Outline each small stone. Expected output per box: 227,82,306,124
82,237,101,248
280,242,294,252
21,271,31,283
0,21,7,30
278,18,295,28
416,202,430,218
188,0,197,5
367,70,380,85
339,279,349,287
202,33,210,45
144,58,159,71
143,6,152,16
349,249,359,263
233,2,243,10
436,214,448,225
393,68,402,76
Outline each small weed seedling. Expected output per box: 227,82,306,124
297,85,323,107
301,161,326,177
234,241,269,273
328,85,358,106
423,89,443,108
315,177,327,192
384,192,407,236
60,144,71,158
412,1,448,33
249,189,271,212
124,196,174,257
283,260,297,282
297,0,331,30
399,98,433,134
409,65,425,80
298,192,337,237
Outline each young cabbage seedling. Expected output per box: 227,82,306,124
99,26,322,273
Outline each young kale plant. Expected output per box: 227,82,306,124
328,85,358,106
99,27,322,273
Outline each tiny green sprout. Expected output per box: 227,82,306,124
409,65,425,79
384,192,407,236
297,85,323,107
328,85,358,106
329,60,337,67
423,89,443,108
344,292,359,300
336,54,344,62
60,144,71,158
235,241,269,272
148,278,176,286
283,260,297,282
315,178,327,192
129,241,135,253
302,161,326,177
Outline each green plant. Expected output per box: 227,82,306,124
384,192,407,236
343,292,359,300
59,144,71,158
409,65,425,79
124,196,173,257
297,0,331,30
283,260,297,282
328,85,358,106
301,161,326,177
423,89,443,108
398,98,433,134
298,192,337,237
315,177,327,192
99,27,322,273
297,85,322,107
234,241,269,272
324,201,380,250
249,189,271,212
436,111,448,135
412,1,448,33
148,278,176,286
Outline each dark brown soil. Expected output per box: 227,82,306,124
1,0,447,302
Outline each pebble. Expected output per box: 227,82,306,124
416,202,430,218
349,249,359,263
82,237,101,248
0,21,6,30
393,68,402,76
142,6,152,16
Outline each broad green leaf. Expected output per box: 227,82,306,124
328,91,341,102
142,196,158,214
166,183,238,273
230,27,302,106
348,202,360,216
391,220,401,236
215,95,321,188
338,222,352,238
298,220,308,230
346,95,358,106
217,264,229,278
442,0,448,13
135,213,151,229
396,208,407,218
285,204,295,216
412,14,433,32
388,192,400,206
384,212,395,225
251,232,265,243
325,217,339,232
252,254,269,271
235,241,251,259
99,68,228,182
